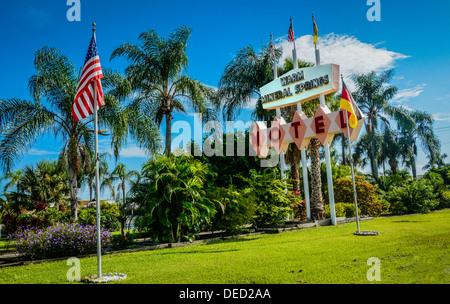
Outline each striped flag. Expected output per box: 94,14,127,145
72,33,105,122
313,15,319,45
288,18,295,42
340,79,362,129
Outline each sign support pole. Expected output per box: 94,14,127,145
314,33,337,225
297,102,311,220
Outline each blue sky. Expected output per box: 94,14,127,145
1,0,449,200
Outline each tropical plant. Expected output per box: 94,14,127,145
7,160,69,211
110,25,216,154
0,47,160,221
135,155,222,243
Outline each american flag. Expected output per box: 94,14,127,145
288,19,295,42
72,33,105,122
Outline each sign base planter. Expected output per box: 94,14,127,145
354,231,379,236
83,273,127,283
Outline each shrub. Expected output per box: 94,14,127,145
78,208,121,232
112,232,135,250
324,203,359,218
439,190,450,209
209,187,256,235
12,223,112,260
240,169,293,227
1,209,71,235
333,177,383,217
292,198,307,221
385,179,439,215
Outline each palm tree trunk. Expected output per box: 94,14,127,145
341,134,346,165
122,182,126,236
370,119,379,178
309,138,324,220
165,112,173,155
411,155,417,179
292,161,300,194
68,136,79,222
68,165,78,222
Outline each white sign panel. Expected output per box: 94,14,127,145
260,63,340,110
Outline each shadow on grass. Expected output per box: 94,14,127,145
204,237,259,246
155,248,240,255
392,220,431,223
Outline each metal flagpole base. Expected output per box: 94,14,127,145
354,231,379,236
83,273,127,283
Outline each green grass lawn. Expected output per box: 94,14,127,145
1,209,449,284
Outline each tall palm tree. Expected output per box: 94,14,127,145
0,47,160,221
351,69,414,178
110,26,216,155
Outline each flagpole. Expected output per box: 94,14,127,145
290,16,298,69
270,33,286,182
92,22,102,279
342,76,361,234
313,14,337,225
271,32,277,79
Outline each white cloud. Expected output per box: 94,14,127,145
433,113,450,122
275,33,409,91
28,148,59,156
391,84,426,104
116,145,150,158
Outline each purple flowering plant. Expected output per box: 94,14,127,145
11,223,112,260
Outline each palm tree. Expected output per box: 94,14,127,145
218,44,282,121
1,169,23,194
351,69,414,178
110,26,216,155
102,163,139,235
0,47,160,221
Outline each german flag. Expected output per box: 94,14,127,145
313,15,318,45
340,80,362,129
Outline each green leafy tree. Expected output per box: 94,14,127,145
0,47,160,221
